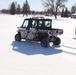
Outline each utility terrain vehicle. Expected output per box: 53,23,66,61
15,17,63,47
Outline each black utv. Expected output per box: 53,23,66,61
15,17,63,47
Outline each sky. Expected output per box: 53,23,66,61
0,0,76,11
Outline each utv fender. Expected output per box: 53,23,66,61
15,33,21,41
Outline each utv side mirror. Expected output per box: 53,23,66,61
17,26,22,28
17,27,19,28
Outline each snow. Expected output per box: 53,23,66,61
0,14,76,75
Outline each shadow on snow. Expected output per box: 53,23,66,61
11,41,62,55
73,38,76,40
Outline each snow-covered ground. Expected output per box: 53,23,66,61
0,14,76,75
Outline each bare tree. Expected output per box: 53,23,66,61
42,0,67,19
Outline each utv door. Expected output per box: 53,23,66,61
26,20,37,40
21,19,29,39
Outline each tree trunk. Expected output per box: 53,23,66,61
55,7,57,19
23,14,24,17
55,12,57,19
75,26,76,35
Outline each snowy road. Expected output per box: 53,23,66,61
0,14,76,75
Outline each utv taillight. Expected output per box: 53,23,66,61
59,30,63,34
48,31,52,34
49,31,51,34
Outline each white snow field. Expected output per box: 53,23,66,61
0,14,76,75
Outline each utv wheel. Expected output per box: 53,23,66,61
53,37,61,45
15,34,21,41
41,39,49,47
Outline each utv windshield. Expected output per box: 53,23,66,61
22,19,29,28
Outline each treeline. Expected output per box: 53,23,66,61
1,9,45,15
1,0,76,18
9,0,30,16
1,0,45,16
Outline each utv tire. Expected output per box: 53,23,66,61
15,34,21,41
41,39,49,47
53,37,61,45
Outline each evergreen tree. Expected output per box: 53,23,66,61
22,0,30,16
17,4,21,14
64,8,69,17
71,6,76,14
10,2,16,15
61,8,64,17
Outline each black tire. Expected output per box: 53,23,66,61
53,37,61,45
15,34,21,41
41,39,49,47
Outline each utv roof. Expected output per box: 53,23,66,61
31,16,44,19
25,17,52,20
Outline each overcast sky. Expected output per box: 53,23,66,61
0,0,76,11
